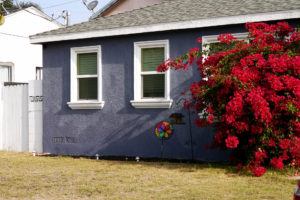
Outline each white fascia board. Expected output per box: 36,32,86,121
30,9,300,44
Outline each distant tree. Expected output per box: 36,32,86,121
0,0,41,25
3,0,14,10
3,0,41,11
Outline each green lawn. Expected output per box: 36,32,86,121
0,151,298,200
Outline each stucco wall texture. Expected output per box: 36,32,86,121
42,20,299,161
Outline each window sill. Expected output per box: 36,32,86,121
130,99,173,109
67,101,105,110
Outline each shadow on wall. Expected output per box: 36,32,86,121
42,35,230,162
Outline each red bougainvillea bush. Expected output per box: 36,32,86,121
158,22,300,177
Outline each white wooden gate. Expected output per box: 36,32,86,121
1,83,29,152
0,81,42,152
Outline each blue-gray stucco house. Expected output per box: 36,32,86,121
30,0,300,161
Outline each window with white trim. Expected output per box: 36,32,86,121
130,40,172,109
67,45,104,110
201,32,248,81
0,62,13,83
198,33,248,117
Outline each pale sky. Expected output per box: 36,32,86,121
23,0,112,25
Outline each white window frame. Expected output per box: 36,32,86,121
202,32,249,53
67,45,105,110
130,40,172,109
0,62,14,83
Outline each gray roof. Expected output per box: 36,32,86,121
31,0,300,39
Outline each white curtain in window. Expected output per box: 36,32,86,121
0,66,9,83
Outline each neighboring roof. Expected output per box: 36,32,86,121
6,6,63,28
90,0,120,19
30,0,300,44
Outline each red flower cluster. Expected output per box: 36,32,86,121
225,135,239,148
218,34,237,45
270,157,284,170
254,150,268,164
158,22,300,177
246,88,272,123
279,139,290,150
251,166,267,177
244,150,269,177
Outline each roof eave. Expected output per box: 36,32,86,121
30,9,300,44
25,6,64,27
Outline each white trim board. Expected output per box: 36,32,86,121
30,10,300,44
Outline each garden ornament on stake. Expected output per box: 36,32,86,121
155,121,174,157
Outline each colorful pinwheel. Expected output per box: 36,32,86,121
155,122,173,140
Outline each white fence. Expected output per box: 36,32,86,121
0,80,42,152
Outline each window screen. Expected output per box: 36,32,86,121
142,48,164,72
77,53,97,75
143,74,165,98
141,47,165,98
0,66,11,83
77,53,98,100
78,78,98,100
